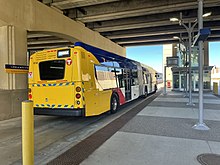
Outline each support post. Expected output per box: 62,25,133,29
163,66,167,95
184,46,189,97
186,24,195,106
22,100,34,165
193,0,209,130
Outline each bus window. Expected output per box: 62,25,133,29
131,70,138,86
114,68,123,88
39,60,65,80
95,65,117,89
146,74,149,84
143,72,147,84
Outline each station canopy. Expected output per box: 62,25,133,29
28,0,220,50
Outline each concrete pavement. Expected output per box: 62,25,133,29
80,91,220,165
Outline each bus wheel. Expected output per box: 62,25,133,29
154,85,157,93
144,87,148,98
110,95,119,114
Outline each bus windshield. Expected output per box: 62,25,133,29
39,60,66,80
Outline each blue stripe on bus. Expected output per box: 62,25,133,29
64,105,68,108
59,83,63,86
41,104,45,107
65,83,70,86
37,84,40,87
43,84,46,86
46,104,50,107
53,84,57,86
52,104,55,108
58,105,62,107
71,82,74,85
36,104,39,107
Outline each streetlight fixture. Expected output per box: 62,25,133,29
171,1,211,130
170,11,211,105
192,0,210,130
203,12,212,18
170,18,179,22
173,36,180,39
170,14,197,106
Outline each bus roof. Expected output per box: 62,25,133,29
75,42,138,69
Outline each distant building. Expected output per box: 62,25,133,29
163,42,213,91
211,66,220,90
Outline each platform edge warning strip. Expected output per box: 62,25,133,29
47,91,161,165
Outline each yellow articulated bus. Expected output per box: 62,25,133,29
28,42,158,116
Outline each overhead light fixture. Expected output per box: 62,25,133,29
173,36,180,39
170,18,179,22
203,12,212,18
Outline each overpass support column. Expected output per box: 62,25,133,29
0,25,27,89
0,25,28,120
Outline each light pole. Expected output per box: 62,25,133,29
170,11,211,106
170,15,197,106
192,0,210,130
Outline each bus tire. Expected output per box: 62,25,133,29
154,85,157,93
143,87,148,98
110,94,119,114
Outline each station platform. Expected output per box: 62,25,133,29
49,90,220,165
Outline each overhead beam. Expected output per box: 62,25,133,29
28,39,69,45
122,40,179,47
27,33,52,38
113,31,220,45
121,36,220,47
101,21,220,39
28,42,72,50
86,7,220,32
65,0,220,22
51,0,120,9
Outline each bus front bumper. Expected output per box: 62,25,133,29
34,108,85,117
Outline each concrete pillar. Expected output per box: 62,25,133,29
0,25,27,120
0,25,27,90
204,41,209,66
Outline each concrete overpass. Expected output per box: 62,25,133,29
34,0,220,48
0,0,220,120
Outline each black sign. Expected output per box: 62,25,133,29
5,64,29,70
5,64,29,74
166,57,179,67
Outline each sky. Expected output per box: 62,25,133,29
209,42,220,67
126,42,220,73
126,45,163,72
